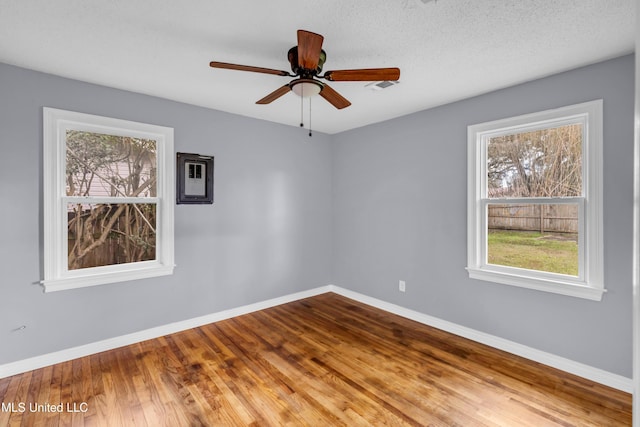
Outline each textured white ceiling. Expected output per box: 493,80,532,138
0,0,635,134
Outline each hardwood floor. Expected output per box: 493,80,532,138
0,293,632,426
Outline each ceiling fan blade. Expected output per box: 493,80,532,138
323,68,401,82
297,30,324,70
210,61,289,76
256,85,291,104
319,84,351,109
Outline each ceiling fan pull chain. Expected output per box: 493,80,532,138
300,84,304,128
309,97,312,137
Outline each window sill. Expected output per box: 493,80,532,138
41,263,175,293
466,266,605,301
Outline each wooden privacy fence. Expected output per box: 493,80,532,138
487,204,578,234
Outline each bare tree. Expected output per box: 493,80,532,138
487,124,582,198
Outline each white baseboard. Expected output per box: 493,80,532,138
327,285,633,393
0,285,331,380
0,284,632,394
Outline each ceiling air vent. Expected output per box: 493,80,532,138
366,80,400,91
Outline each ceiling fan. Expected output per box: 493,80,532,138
209,30,400,110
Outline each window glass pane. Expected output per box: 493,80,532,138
487,124,582,198
65,131,157,198
67,203,156,270
487,203,578,276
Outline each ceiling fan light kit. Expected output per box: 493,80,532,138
209,29,400,111
290,79,323,98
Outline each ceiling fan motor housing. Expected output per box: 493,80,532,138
288,46,326,77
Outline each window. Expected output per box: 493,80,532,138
42,108,174,292
467,100,603,300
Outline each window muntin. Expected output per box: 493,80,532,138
43,108,174,292
467,100,603,300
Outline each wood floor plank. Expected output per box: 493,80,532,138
210,321,320,426
267,300,487,426
224,315,376,426
0,293,632,426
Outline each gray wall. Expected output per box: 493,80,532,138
0,55,634,378
0,63,333,364
332,54,634,377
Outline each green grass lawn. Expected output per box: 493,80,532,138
487,230,578,276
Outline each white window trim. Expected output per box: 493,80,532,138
467,100,604,301
42,108,175,292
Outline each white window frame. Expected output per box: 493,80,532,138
42,108,175,292
467,100,604,301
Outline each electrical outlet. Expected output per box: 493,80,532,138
399,280,406,292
